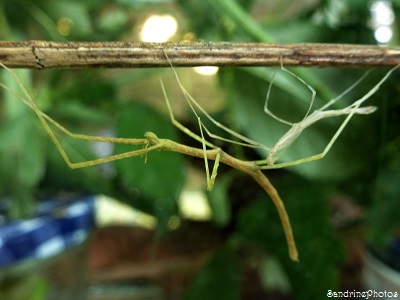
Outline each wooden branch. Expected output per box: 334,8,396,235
1,41,400,69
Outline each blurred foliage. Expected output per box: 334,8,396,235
184,247,240,300
0,0,400,299
236,176,343,298
115,102,184,232
0,1,186,226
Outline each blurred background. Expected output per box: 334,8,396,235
1,0,400,299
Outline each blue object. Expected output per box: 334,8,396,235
0,196,95,267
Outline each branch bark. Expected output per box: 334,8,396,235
1,41,400,69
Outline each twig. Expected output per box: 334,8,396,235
1,41,400,69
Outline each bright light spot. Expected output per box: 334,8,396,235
370,1,395,26
140,15,178,42
374,26,393,44
193,66,219,76
179,190,212,221
369,0,395,44
96,195,157,229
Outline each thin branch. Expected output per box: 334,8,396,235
1,41,400,69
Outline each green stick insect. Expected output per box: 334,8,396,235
166,57,398,170
0,59,398,262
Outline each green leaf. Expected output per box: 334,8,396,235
0,68,46,217
207,176,231,226
43,130,112,194
96,7,128,33
368,168,400,244
184,247,240,300
176,0,223,39
0,113,47,217
227,68,379,180
212,0,275,42
237,176,343,299
117,0,174,8
51,101,111,125
44,2,93,37
115,102,185,230
0,274,49,300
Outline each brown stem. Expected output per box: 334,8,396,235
1,41,400,69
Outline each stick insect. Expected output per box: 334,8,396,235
258,63,400,168
167,57,398,171
0,60,398,262
0,62,297,261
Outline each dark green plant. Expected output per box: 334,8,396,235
0,1,186,230
1,1,400,299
